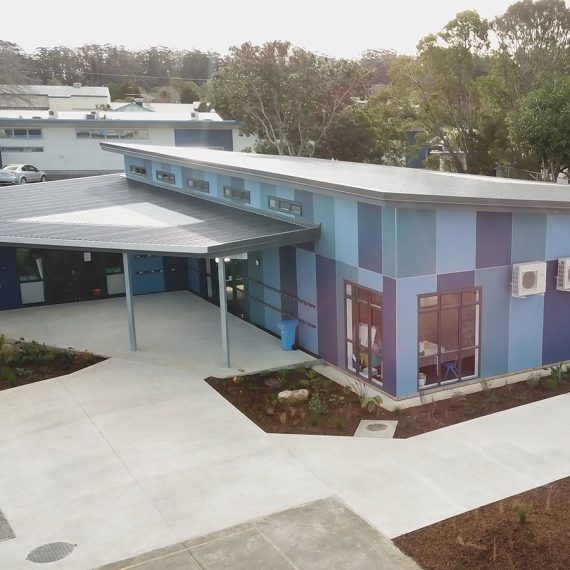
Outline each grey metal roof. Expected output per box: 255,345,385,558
0,175,319,256
0,85,110,98
102,143,570,210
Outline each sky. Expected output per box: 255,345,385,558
7,0,526,58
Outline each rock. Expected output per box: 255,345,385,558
0,342,20,363
277,389,309,404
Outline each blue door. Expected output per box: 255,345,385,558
164,257,188,291
0,247,21,310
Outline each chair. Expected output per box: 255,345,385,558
442,357,459,380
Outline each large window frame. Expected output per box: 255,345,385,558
0,128,43,139
417,287,482,390
344,281,383,386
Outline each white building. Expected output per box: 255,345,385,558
0,89,255,177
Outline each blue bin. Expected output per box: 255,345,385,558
277,319,299,351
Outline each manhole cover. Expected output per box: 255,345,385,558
26,542,76,563
366,423,389,432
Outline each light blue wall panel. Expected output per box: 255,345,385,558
512,213,547,263
382,207,397,278
150,161,182,190
247,180,262,209
436,208,476,274
275,184,295,200
396,208,436,278
334,197,358,266
262,248,281,334
313,194,335,258
545,213,570,260
396,275,438,397
204,171,218,197
296,248,318,354
476,266,510,377
335,261,358,367
247,251,265,328
260,182,275,213
508,295,544,371
358,267,383,292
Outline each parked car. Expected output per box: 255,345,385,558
0,164,47,185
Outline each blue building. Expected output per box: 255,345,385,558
2,143,570,399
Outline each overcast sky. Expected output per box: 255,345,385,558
7,0,533,58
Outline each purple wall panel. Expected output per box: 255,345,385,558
279,246,298,318
316,254,338,365
476,212,512,269
437,271,475,292
543,260,570,365
382,276,397,396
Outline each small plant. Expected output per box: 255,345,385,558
512,500,533,526
545,376,559,391
277,368,291,382
392,405,402,416
481,393,499,410
308,393,327,418
550,362,566,385
328,394,345,406
526,371,542,389
362,395,383,413
480,377,491,392
333,417,344,430
344,376,382,411
0,335,17,386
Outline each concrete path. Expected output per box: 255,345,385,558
98,498,420,570
0,359,330,569
0,291,312,377
275,392,570,538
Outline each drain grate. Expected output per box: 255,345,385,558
366,423,389,432
0,508,15,542
27,542,76,564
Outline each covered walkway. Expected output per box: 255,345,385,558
0,290,313,377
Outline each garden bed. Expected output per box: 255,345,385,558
0,335,104,391
395,476,570,570
207,364,570,438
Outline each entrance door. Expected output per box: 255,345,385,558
205,258,248,319
44,251,106,303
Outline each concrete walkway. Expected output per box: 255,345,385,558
275,393,570,538
0,291,312,377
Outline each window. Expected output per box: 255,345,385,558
0,146,43,152
268,196,303,216
345,282,383,385
75,129,148,140
418,288,481,389
223,186,250,203
16,249,43,282
130,165,147,176
0,128,43,139
156,170,175,184
188,178,209,192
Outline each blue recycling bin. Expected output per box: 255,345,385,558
278,319,299,351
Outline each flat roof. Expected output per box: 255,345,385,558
0,85,110,98
0,175,319,256
102,143,570,210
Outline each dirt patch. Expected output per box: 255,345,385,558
395,477,570,570
207,365,570,438
0,336,104,391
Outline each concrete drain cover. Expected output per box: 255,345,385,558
354,419,398,438
26,542,76,563
366,423,389,431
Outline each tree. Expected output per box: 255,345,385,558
359,49,397,88
493,0,570,98
388,11,493,173
314,105,383,163
507,78,570,181
0,40,33,108
211,41,364,156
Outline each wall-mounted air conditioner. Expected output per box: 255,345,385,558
556,258,570,291
512,261,546,298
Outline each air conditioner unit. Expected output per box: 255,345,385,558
556,258,570,291
512,261,546,298
85,113,96,120
48,110,58,118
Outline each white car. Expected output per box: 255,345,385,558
0,164,47,185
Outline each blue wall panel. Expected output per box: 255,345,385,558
476,212,512,269
545,213,570,260
476,266,510,377
0,247,21,310
316,254,338,364
542,260,570,365
382,207,397,278
358,268,383,292
382,277,397,396
294,189,314,222
279,246,298,318
333,197,358,265
396,275,438,397
512,213,547,263
313,194,336,259
163,257,188,292
247,251,265,329
357,202,382,273
296,248,318,354
396,208,436,278
188,258,201,294
262,249,281,334
436,208,476,274
174,129,233,150
437,270,475,292
129,255,165,295
508,294,544,371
